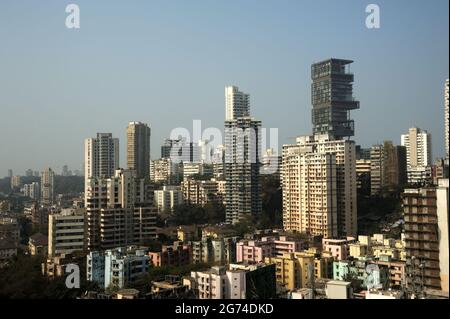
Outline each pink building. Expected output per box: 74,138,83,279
272,236,305,257
322,237,356,261
236,236,305,263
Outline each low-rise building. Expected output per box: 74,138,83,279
42,253,84,279
0,240,17,263
181,179,218,206
333,258,390,290
116,289,140,299
149,275,196,299
326,280,353,299
48,208,86,257
189,236,239,265
264,250,333,292
322,237,356,261
370,257,406,289
177,225,201,242
149,242,190,267
372,245,400,260
264,252,314,291
365,289,403,299
188,263,276,299
154,186,184,213
87,246,149,289
28,233,48,256
201,226,237,239
0,217,20,244
348,243,369,258
236,236,306,264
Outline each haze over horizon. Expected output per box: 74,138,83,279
0,0,449,176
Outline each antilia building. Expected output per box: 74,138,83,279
282,59,359,238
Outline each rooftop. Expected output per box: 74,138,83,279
327,280,351,287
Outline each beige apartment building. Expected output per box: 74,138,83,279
356,159,371,190
127,121,151,179
282,134,357,238
370,141,407,195
181,179,218,206
402,187,441,289
401,127,432,184
84,133,119,184
48,208,86,257
85,169,157,251
40,168,55,205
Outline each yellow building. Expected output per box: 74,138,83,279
372,246,400,260
177,226,200,242
400,249,407,261
265,251,333,292
348,243,369,258
265,254,299,291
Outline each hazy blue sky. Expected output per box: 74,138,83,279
0,0,448,176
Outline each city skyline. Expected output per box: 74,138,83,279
0,0,449,174
0,1,449,303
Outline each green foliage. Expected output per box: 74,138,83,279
171,202,225,226
357,193,403,236
128,263,211,294
54,176,84,194
0,254,99,299
343,272,363,293
0,178,12,194
229,214,256,238
260,175,282,229
17,215,33,244
142,239,163,252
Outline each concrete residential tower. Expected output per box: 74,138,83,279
224,86,262,224
84,133,119,182
225,86,250,121
401,127,432,184
85,169,157,251
127,122,151,179
40,168,55,205
282,134,357,237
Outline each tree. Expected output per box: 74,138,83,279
343,272,363,293
260,175,282,229
0,254,99,299
171,202,225,226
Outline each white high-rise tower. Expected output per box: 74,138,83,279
401,127,432,184
84,133,119,192
224,85,261,224
225,86,250,121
